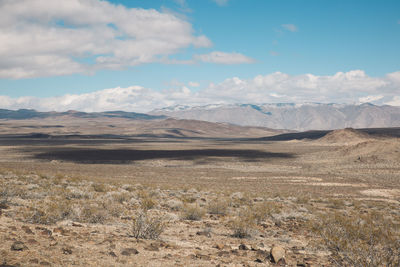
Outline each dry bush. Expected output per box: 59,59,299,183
251,201,281,224
180,195,197,204
23,198,73,225
230,208,256,238
78,203,109,224
165,199,183,211
92,183,108,193
138,190,157,210
131,211,166,239
182,203,205,221
312,211,400,267
327,198,345,209
295,195,311,204
112,192,131,204
207,198,229,215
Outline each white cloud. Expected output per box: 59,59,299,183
212,0,229,6
194,51,255,64
386,96,400,106
1,70,400,112
358,95,384,103
188,81,200,87
0,0,211,79
281,24,298,32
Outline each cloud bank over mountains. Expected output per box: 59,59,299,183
0,0,253,79
1,70,399,112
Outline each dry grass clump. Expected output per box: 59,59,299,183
207,198,229,215
312,210,400,267
230,208,256,238
131,211,166,239
23,197,73,225
252,201,281,224
92,183,109,193
138,190,158,210
182,203,205,221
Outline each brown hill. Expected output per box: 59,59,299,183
317,128,372,145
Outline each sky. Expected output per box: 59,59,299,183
0,0,399,112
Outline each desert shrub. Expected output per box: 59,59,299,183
165,199,183,211
182,203,205,221
112,192,131,204
230,208,256,238
92,183,108,193
24,198,73,225
131,211,166,239
138,190,157,210
327,198,345,209
295,195,311,204
207,198,229,215
79,203,109,224
252,202,281,224
312,211,400,267
180,195,197,204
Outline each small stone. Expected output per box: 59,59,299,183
40,261,51,266
121,248,139,256
214,243,224,250
239,244,249,250
270,245,285,263
62,247,73,254
145,243,160,251
72,222,84,227
196,230,211,237
21,226,34,234
109,251,117,257
11,241,26,251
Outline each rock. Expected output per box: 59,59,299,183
62,247,73,254
196,230,211,237
109,251,117,257
270,245,285,263
239,244,249,250
121,248,139,256
21,225,33,234
11,241,26,251
145,242,160,251
214,243,225,250
35,227,52,237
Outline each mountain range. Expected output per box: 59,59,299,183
1,103,400,131
150,103,400,131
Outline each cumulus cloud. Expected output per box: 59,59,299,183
194,51,255,64
281,24,298,32
188,81,200,87
0,0,212,79
358,95,384,103
1,70,400,112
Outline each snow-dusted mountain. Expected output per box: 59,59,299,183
150,103,400,131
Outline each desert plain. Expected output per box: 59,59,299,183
0,116,399,266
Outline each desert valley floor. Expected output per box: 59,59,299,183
0,117,399,266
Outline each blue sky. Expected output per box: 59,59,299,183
0,0,399,111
